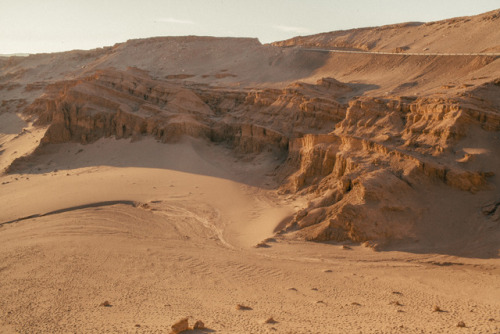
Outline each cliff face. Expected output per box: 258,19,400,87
8,65,499,247
277,87,500,243
20,69,351,155
2,12,500,250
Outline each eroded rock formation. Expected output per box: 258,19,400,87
2,11,500,248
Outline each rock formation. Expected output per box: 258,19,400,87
1,10,499,251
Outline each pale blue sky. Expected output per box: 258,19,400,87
1,0,499,54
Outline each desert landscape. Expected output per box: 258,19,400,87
1,8,500,334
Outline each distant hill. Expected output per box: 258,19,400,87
0,53,30,57
272,8,500,53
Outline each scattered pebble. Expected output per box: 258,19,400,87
193,320,205,330
392,291,403,295
389,301,403,306
100,301,111,307
170,318,189,334
323,269,332,273
351,302,361,306
287,287,297,291
255,242,270,248
236,304,252,310
457,321,466,328
311,287,318,291
265,317,277,324
433,305,443,312
342,245,352,250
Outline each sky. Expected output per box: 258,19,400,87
1,0,499,54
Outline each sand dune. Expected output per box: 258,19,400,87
0,137,293,247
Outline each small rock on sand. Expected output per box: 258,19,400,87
456,321,466,328
171,318,189,334
389,301,403,306
193,320,205,329
265,317,277,324
236,304,252,310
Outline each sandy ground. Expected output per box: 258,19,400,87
0,137,499,333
